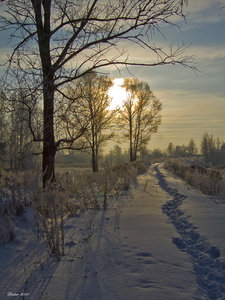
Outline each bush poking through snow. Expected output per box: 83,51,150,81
0,169,43,245
0,161,146,256
0,214,15,245
55,161,145,214
164,159,225,196
39,184,65,258
0,171,25,245
38,162,145,257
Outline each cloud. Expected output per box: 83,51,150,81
0,47,11,64
149,89,225,149
184,0,225,27
188,45,225,61
185,0,220,14
107,41,225,75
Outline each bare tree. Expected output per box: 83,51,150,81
0,0,193,185
187,138,198,156
0,87,41,169
54,81,90,154
167,142,175,157
201,133,213,165
119,79,162,162
67,72,114,172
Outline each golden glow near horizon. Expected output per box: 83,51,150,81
108,78,128,110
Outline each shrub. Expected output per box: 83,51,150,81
0,161,146,256
164,159,225,196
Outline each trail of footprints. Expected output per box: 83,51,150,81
154,165,225,300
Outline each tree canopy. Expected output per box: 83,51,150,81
119,78,162,161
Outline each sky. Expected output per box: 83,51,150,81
108,0,225,151
0,0,224,152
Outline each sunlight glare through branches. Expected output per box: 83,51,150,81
108,78,128,110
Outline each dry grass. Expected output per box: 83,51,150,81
0,169,29,245
0,161,147,256
164,159,225,196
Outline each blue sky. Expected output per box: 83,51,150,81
109,0,225,150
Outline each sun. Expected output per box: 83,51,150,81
108,78,128,110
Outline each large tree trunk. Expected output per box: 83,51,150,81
42,81,56,187
42,93,56,186
32,0,56,187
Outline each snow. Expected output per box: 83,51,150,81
1,164,225,299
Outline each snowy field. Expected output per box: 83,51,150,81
1,164,225,299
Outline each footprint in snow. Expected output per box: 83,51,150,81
208,245,220,259
136,252,152,257
172,237,186,250
137,279,153,289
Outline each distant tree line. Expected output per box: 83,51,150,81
166,139,198,158
201,133,225,166
143,138,199,163
1,80,224,171
145,134,225,166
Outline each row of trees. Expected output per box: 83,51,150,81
57,74,162,172
147,135,225,166
141,139,199,162
166,139,198,158
201,133,225,166
0,74,162,172
0,0,193,186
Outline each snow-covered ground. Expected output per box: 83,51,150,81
1,164,225,299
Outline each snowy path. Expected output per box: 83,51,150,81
2,164,225,299
114,166,198,300
37,165,199,300
155,164,225,300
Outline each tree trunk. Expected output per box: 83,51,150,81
91,125,99,172
95,145,99,172
42,82,56,187
32,0,56,187
130,142,133,162
91,146,98,172
129,113,134,162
